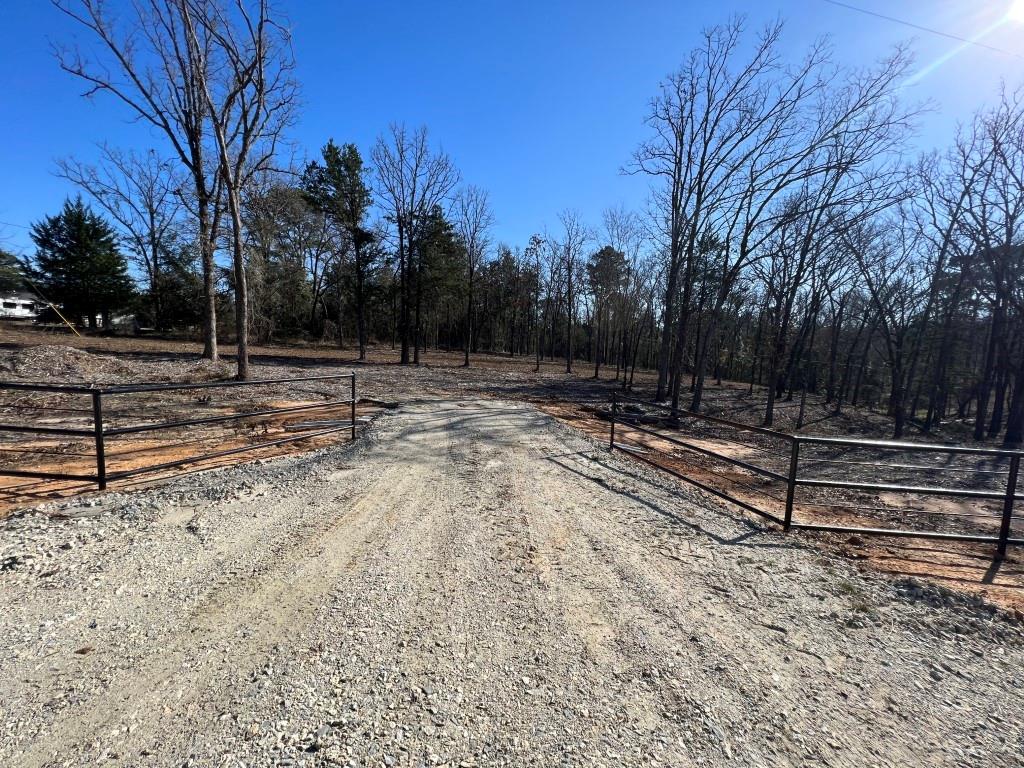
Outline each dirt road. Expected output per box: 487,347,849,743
2,399,1022,767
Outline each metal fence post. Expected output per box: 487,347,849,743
609,393,617,450
784,438,800,532
998,453,1020,559
350,373,357,441
91,390,107,490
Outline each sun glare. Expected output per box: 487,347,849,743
1009,0,1024,22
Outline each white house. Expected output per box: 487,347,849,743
0,292,38,320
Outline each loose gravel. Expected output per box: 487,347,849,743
1,399,1023,767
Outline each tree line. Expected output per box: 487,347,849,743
7,5,1024,446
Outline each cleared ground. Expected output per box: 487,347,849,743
2,399,1022,767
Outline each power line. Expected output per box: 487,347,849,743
0,220,30,230
821,0,1024,60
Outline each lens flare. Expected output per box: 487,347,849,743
1010,0,1024,22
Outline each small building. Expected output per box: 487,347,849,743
0,292,38,320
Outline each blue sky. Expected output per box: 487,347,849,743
2,1,1024,258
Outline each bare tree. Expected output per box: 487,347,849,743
454,186,494,367
57,145,183,327
911,146,981,433
524,234,546,372
181,0,297,379
846,216,931,438
54,0,226,359
555,211,590,374
699,43,914,419
634,18,915,414
632,20,813,401
602,206,647,382
957,88,1024,444
372,125,460,364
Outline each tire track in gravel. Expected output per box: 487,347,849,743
390,404,526,758
527,429,1021,767
4,467,378,724
430,405,565,758
181,402,468,767
211,400,530,766
368,401,688,764
14,455,427,767
526,447,794,764
517,437,700,764
336,402,542,758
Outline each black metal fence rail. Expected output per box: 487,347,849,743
0,373,358,491
609,393,791,526
609,392,1023,557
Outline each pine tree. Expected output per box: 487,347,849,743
0,249,25,293
303,141,376,358
30,197,134,329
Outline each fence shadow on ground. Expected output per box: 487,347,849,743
544,450,796,551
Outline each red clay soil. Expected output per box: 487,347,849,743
0,402,376,515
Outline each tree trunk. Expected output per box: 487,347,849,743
748,308,765,395
1003,366,1024,448
198,193,218,361
975,305,1001,440
890,361,906,439
825,297,846,404
413,253,423,366
354,242,367,361
989,347,1009,438
796,316,818,431
836,311,873,414
226,190,249,381
689,313,715,412
534,282,542,373
655,263,679,400
565,275,574,374
399,222,410,364
668,255,696,412
464,267,473,367
763,313,788,428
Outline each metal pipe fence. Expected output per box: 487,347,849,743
609,392,1023,558
0,372,358,491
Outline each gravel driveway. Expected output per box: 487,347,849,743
1,398,1022,767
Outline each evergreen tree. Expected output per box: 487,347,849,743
0,249,26,293
303,141,377,358
412,205,465,356
149,242,205,330
30,197,134,329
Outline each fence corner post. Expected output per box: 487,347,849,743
609,393,616,451
784,438,799,532
91,389,107,491
350,372,357,441
998,453,1020,560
